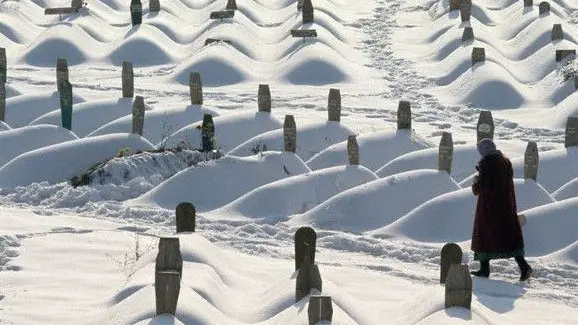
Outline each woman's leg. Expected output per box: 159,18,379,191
471,259,490,277
515,256,533,281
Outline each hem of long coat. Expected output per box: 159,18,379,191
474,248,525,261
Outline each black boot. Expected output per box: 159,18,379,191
471,260,490,278
516,256,533,281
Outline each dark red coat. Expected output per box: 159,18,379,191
471,152,524,254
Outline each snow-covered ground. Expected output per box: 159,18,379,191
1,0,578,324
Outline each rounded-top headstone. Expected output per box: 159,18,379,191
150,0,160,12
524,141,539,181
347,135,359,165
189,72,203,105
397,101,411,130
295,226,316,271
440,243,463,284
132,96,145,136
328,88,341,122
258,84,271,113
130,0,143,26
552,24,563,41
284,115,297,153
56,58,69,93
176,202,196,233
565,117,578,148
226,0,237,10
445,264,472,309
302,0,314,24
122,61,134,98
0,47,6,84
476,110,494,142
462,27,474,44
539,1,550,15
438,132,453,174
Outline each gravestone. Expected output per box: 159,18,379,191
472,47,485,66
539,1,550,15
460,0,471,22
60,81,73,130
524,0,533,6
565,117,578,148
438,132,453,174
226,0,237,10
56,58,69,93
176,202,195,233
190,72,203,105
295,226,316,271
132,96,145,136
0,47,5,84
122,61,134,98
284,115,297,153
347,135,359,165
308,296,333,325
450,0,460,11
328,88,341,122
205,38,232,46
201,114,215,151
130,0,143,26
290,29,318,38
397,100,411,130
440,243,463,284
258,84,271,113
71,0,83,9
462,27,474,43
296,263,322,302
0,82,5,121
556,50,576,62
302,0,313,24
150,0,160,12
210,10,235,19
156,237,183,276
524,141,539,181
552,24,563,41
445,264,472,309
156,270,180,315
476,110,494,142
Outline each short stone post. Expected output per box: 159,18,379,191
445,264,472,309
552,24,563,41
302,0,313,24
476,110,494,142
258,84,271,113
56,58,69,93
347,135,359,165
122,61,134,98
472,47,485,66
440,243,463,284
539,1,550,15
60,81,73,130
189,72,203,105
150,0,160,12
565,117,578,148
295,226,316,271
524,141,539,181
176,202,195,233
460,0,471,22
308,296,333,325
450,0,460,11
130,0,143,26
0,82,5,121
0,47,6,84
155,237,182,316
397,100,411,130
328,88,341,122
201,114,215,151
226,0,237,10
462,27,474,43
132,96,145,135
438,132,453,174
284,115,297,153
524,0,533,6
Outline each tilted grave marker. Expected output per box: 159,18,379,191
284,115,297,153
476,110,494,142
302,0,314,24
155,238,182,316
258,84,271,113
60,81,73,130
189,72,203,105
397,100,411,130
524,141,539,181
204,38,232,46
122,61,134,98
176,202,195,233
201,114,215,151
226,0,237,10
347,135,359,165
524,0,533,6
472,47,485,66
565,117,578,148
539,1,550,15
210,10,235,20
440,243,462,284
0,82,5,121
132,96,145,136
308,296,333,325
438,132,453,174
445,264,472,309
450,0,460,11
0,48,6,84
460,0,471,22
295,227,316,271
462,27,474,43
56,58,69,93
290,29,317,38
552,24,563,41
555,49,576,62
150,0,160,12
328,88,341,122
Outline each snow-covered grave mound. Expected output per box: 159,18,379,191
306,130,432,171
207,165,378,221
371,179,555,244
5,92,85,128
0,134,154,191
129,151,311,211
287,169,461,233
229,120,355,161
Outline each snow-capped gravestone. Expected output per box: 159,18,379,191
201,114,215,151
56,58,68,93
226,0,237,10
132,96,145,135
60,81,73,130
155,238,182,316
308,296,333,325
0,47,5,84
565,117,578,148
462,27,474,43
258,84,271,113
130,0,143,26
438,132,453,174
397,100,411,130
0,82,5,121
552,24,563,41
460,0,471,22
284,115,297,153
476,110,494,142
295,226,316,271
150,0,160,12
210,10,235,19
122,61,134,98
440,243,462,284
472,47,485,66
328,88,341,122
539,1,550,15
524,0,533,6
556,50,576,62
189,72,203,105
524,141,539,181
347,135,359,165
445,264,472,309
450,0,460,11
302,0,313,23
176,202,195,233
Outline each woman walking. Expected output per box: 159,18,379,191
471,138,533,281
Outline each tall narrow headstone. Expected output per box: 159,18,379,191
524,141,539,181
56,58,69,93
552,24,563,41
438,132,453,174
150,0,160,12
201,114,215,151
445,264,472,309
308,296,333,325
397,100,411,130
539,1,550,15
328,88,341,122
0,82,5,121
450,0,460,11
347,135,359,165
462,27,474,43
295,226,316,271
472,47,485,66
156,237,183,276
476,110,494,142
284,115,297,153
440,243,463,284
60,81,73,130
189,72,203,105
565,117,578,148
132,96,145,135
226,0,237,10
296,262,322,302
122,61,134,98
155,270,180,315
460,0,471,22
524,0,533,6
302,0,313,24
258,84,271,113
176,202,195,233
130,0,143,26
0,48,6,84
